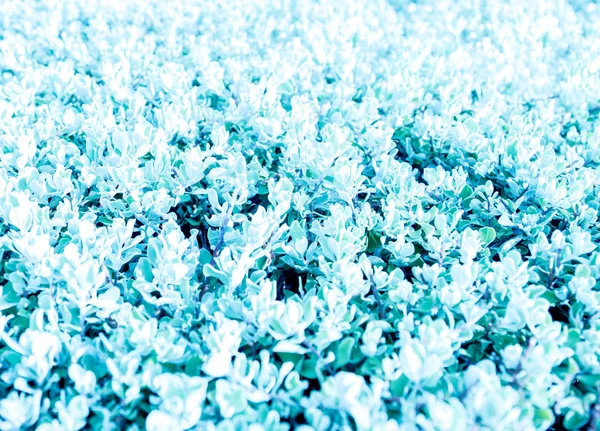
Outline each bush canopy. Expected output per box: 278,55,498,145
1,0,600,430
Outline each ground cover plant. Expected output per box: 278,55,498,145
1,0,600,429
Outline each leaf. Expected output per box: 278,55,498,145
334,338,355,368
273,341,308,355
479,227,496,245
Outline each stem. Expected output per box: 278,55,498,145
302,341,335,375
209,209,231,267
368,274,385,319
200,190,238,300
547,249,563,290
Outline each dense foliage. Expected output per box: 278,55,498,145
1,0,600,429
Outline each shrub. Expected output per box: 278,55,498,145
1,0,600,430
